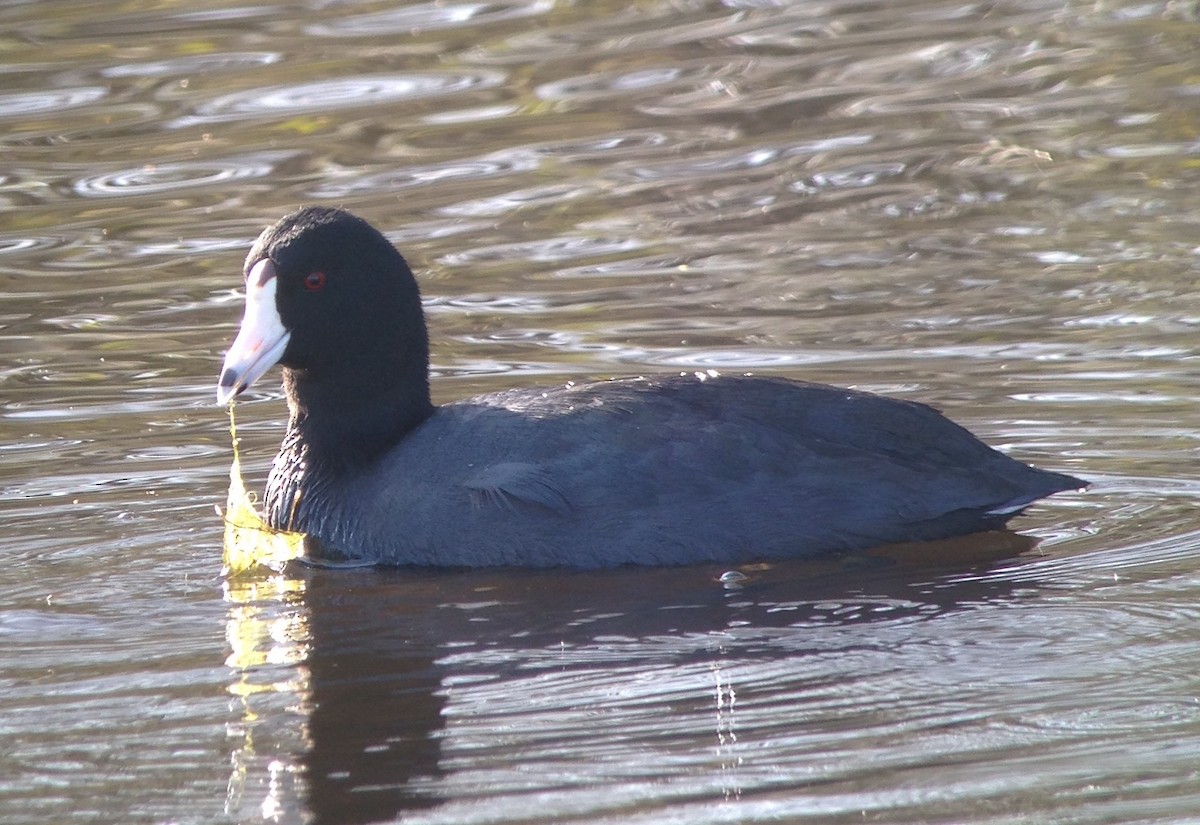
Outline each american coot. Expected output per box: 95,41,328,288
217,206,1084,568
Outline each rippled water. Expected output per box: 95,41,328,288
2,0,1199,823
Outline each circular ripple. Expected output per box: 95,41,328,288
72,151,298,198
174,72,505,126
0,87,107,119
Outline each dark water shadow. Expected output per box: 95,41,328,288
232,530,1039,824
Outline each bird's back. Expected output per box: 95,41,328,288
278,374,1080,568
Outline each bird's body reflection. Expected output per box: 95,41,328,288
300,575,447,822
224,531,1034,824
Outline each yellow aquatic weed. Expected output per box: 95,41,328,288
221,406,305,574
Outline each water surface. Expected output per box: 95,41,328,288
2,0,1199,823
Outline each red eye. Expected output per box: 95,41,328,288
304,271,326,292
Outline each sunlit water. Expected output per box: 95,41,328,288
2,0,1199,822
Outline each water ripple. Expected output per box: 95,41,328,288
439,235,647,266
101,52,280,78
308,0,553,36
0,236,65,256
440,183,594,218
128,237,251,257
310,152,540,199
494,5,748,60
171,71,506,127
608,134,872,185
72,151,301,198
0,87,107,119
538,62,728,103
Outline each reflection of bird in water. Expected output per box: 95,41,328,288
223,530,1036,824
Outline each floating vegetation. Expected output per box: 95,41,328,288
220,405,304,575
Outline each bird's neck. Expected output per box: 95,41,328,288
263,364,433,535
280,362,434,473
